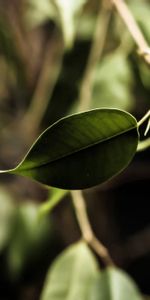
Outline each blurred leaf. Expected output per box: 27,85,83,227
25,0,57,28
77,14,96,40
90,267,142,300
92,53,135,111
54,0,87,47
7,202,52,277
40,249,143,300
26,0,87,48
7,109,139,189
40,241,98,300
0,188,15,251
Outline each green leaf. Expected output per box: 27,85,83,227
90,267,142,300
40,242,98,300
1,108,139,190
7,202,52,278
92,53,135,111
77,13,97,40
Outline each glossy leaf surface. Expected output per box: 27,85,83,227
8,108,139,190
40,242,98,300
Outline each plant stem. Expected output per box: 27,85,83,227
78,3,111,111
144,118,150,136
38,189,68,217
137,138,150,152
136,111,150,152
71,3,114,266
71,190,114,266
111,0,150,65
137,110,150,127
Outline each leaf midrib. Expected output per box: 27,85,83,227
16,124,137,172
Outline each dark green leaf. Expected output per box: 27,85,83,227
40,242,98,300
90,267,142,300
2,109,139,189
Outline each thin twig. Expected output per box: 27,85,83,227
111,0,150,65
71,190,114,266
136,110,150,151
137,110,150,127
144,118,150,136
78,3,111,111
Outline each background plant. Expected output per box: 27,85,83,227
0,0,150,299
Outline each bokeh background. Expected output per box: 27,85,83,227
0,0,149,299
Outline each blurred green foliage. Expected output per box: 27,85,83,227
92,52,135,110
7,201,53,279
40,242,142,300
0,186,54,280
0,188,15,251
0,0,149,299
41,242,98,300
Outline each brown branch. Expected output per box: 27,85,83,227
111,0,150,64
71,190,114,266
